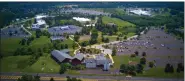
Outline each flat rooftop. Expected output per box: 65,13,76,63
48,25,82,35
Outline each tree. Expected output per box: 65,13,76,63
149,61,154,68
116,36,119,41
66,76,82,81
50,77,55,81
136,64,144,73
104,38,109,43
81,41,89,47
165,63,171,73
124,36,127,40
177,67,181,73
36,30,41,38
134,51,139,56
60,64,67,74
65,44,68,49
74,34,80,42
120,64,136,76
34,74,40,81
21,39,26,45
170,65,174,73
177,63,184,72
142,52,146,57
90,28,98,44
17,74,33,81
61,44,64,49
17,74,40,81
140,57,146,65
130,54,136,58
112,47,117,56
60,63,72,74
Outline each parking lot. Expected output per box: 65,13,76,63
109,27,184,67
0,25,30,38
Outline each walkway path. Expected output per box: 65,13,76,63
69,35,81,55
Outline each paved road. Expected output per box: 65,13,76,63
0,72,183,81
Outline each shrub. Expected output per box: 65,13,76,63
130,54,136,58
142,52,146,57
140,57,146,65
136,64,144,73
134,51,139,56
72,64,86,70
148,62,154,68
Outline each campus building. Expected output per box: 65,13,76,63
48,25,82,35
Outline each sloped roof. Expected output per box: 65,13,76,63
51,50,72,62
60,49,70,53
73,53,84,61
50,36,65,41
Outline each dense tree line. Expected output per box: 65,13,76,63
95,16,118,35
89,28,98,44
0,2,59,28
35,30,51,38
59,63,85,74
17,74,40,81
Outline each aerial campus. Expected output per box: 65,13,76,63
0,2,184,81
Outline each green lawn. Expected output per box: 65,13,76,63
102,16,136,35
112,55,140,70
60,39,74,49
0,38,22,56
23,54,60,73
104,35,117,42
66,70,80,75
102,16,135,27
29,36,51,50
137,67,184,78
79,35,91,43
127,32,136,37
0,55,31,72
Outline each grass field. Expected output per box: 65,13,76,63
0,55,31,72
102,16,135,28
0,38,22,56
137,67,184,78
127,32,136,37
60,39,74,50
79,35,91,42
29,36,51,50
104,35,117,42
23,55,60,73
112,55,140,70
102,16,136,35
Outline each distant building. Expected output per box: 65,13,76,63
84,54,112,70
51,50,72,63
95,54,112,67
48,25,82,35
106,23,117,27
32,15,47,30
50,36,65,41
71,53,84,65
84,58,97,68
